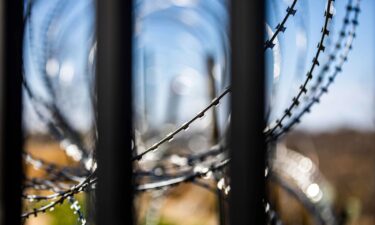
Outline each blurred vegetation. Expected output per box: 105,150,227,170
49,194,86,225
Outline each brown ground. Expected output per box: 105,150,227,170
24,130,375,225
285,130,375,225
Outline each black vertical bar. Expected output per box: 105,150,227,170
0,0,24,224
96,0,134,224
230,0,265,225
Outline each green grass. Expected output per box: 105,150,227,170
48,194,86,225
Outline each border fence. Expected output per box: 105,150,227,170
0,0,265,224
0,0,365,224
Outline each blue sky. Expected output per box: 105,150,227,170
308,0,375,131
23,0,375,134
267,0,375,131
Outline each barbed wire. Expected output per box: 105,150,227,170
24,0,302,165
264,0,334,137
23,152,87,183
23,146,337,224
269,0,360,142
137,159,230,191
21,0,363,224
22,152,229,201
21,157,228,220
264,0,298,50
25,0,92,165
307,0,354,98
23,0,341,167
22,4,310,206
23,177,70,193
270,145,337,224
68,196,87,225
132,0,335,162
21,172,96,219
22,141,341,224
132,88,230,161
23,78,94,171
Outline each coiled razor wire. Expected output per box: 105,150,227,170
132,0,334,161
269,0,360,142
21,0,363,224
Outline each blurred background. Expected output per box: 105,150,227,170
22,0,375,224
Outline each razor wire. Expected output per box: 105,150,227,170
131,0,334,162
20,0,363,224
264,0,334,137
24,0,302,164
264,0,298,50
25,0,93,165
269,0,360,142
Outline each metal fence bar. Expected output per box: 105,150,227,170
229,0,265,224
0,0,24,224
96,0,134,224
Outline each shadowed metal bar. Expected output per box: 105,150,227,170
96,0,134,224
230,0,265,224
0,0,24,224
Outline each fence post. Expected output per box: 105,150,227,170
230,0,265,224
0,0,24,224
96,0,134,224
